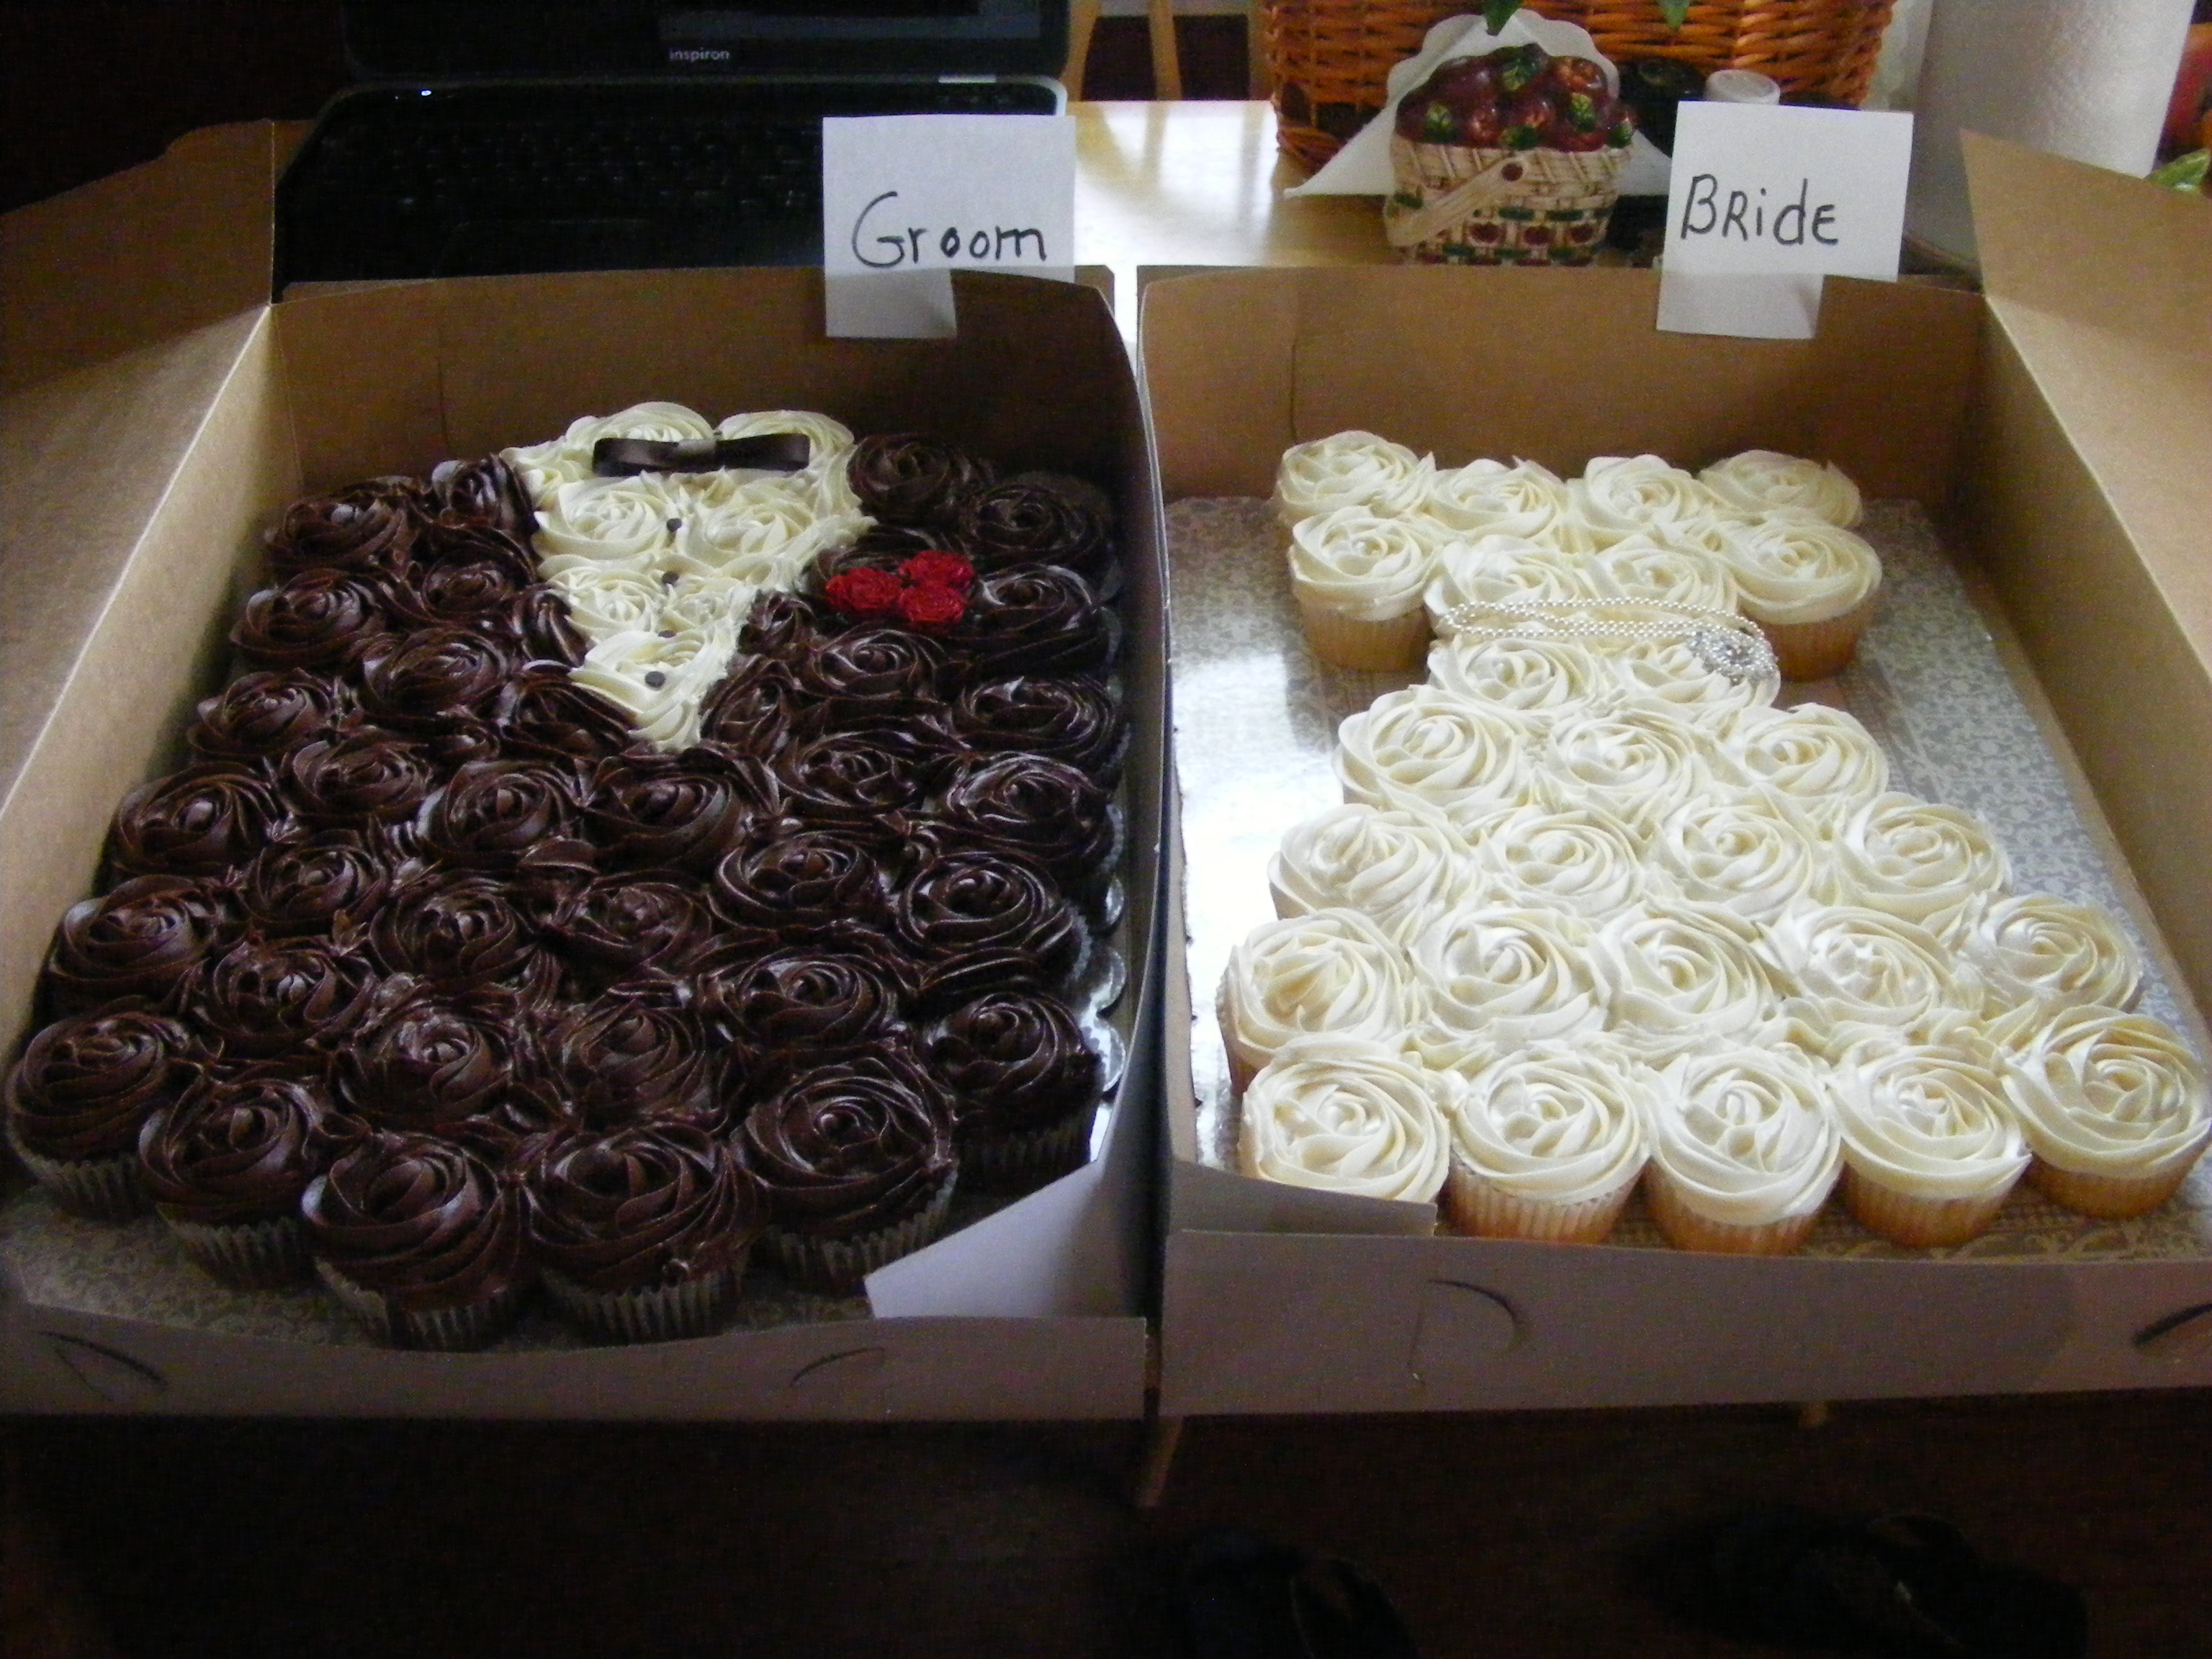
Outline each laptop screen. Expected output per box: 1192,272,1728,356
344,0,1067,81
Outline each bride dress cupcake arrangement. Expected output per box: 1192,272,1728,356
1219,434,2210,1256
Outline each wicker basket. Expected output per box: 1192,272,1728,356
1261,0,1897,173
1385,138,1627,263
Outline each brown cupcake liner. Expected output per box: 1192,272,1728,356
763,1171,958,1295
958,1108,1096,1194
315,1258,531,1352
1643,1165,1828,1257
6,1125,149,1222
541,1253,750,1345
1840,1164,2017,1249
162,1210,314,1288
2026,1152,2200,1221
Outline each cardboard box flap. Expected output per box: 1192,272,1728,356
0,122,282,396
1141,267,1980,508
1966,133,2212,655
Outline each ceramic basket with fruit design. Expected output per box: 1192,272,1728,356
1382,41,1634,265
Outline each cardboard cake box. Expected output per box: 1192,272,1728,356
1140,135,2212,1417
0,127,1165,1418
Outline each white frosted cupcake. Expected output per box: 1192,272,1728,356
1238,1034,1453,1206
1441,1040,1651,1244
1217,908,1413,1094
565,400,719,449
673,484,860,588
715,407,857,476
534,474,684,572
1699,449,1864,527
1645,790,1833,926
1832,1035,2029,1246
1722,703,1892,837
1425,634,1617,729
2000,1005,2211,1218
1965,893,2144,1020
1570,455,1722,545
1418,457,1577,544
1593,902,1779,1057
549,562,668,637
1423,534,1594,631
1602,629,1779,730
1645,1044,1843,1254
1287,506,1440,669
1542,706,1735,842
1267,802,1480,943
1713,513,1884,679
1460,802,1647,921
1274,431,1435,526
1335,686,1536,827
1405,902,1609,1067
570,624,739,752
1834,792,2013,948
1585,536,1738,617
1761,903,1975,1056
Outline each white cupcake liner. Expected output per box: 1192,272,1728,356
163,1210,313,1288
1841,1164,2017,1249
959,1109,1095,1193
1442,1159,1640,1246
1643,1165,1828,1257
1756,584,1881,681
315,1258,530,1352
763,1172,958,1295
6,1124,148,1221
541,1254,748,1345
2027,1153,2200,1222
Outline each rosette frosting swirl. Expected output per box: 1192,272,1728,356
534,987,725,1130
1274,431,1434,523
547,874,724,987
238,833,397,938
138,1069,338,1225
106,763,291,880
1699,450,1863,526
846,433,993,529
1406,902,1609,1064
1218,907,1412,1076
284,730,440,828
1966,893,2143,1018
1424,635,1617,728
334,980,520,1129
6,1004,200,1161
710,949,909,1067
891,849,1087,1012
1444,1041,1650,1209
1646,1046,1842,1229
187,670,352,763
583,750,759,876
1335,686,1533,827
952,675,1127,783
526,1122,761,1292
921,753,1116,901
430,454,538,537
233,569,394,670
930,992,1102,1138
737,1049,955,1237
418,760,583,871
264,480,423,578
956,565,1117,678
1461,802,1646,920
1238,1034,1450,1203
711,829,891,938
1268,803,1478,941
370,872,554,994
953,479,1114,581
1834,792,2011,944
191,934,380,1059
42,876,236,1013
302,1132,526,1313
2000,1006,2210,1187
1723,703,1892,835
1832,1037,2029,1202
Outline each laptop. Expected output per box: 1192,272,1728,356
274,0,1069,291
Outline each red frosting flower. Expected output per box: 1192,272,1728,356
898,583,966,633
898,551,975,594
824,568,904,620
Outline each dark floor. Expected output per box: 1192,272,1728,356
8,1390,2212,1657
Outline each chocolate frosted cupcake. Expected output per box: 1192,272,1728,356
705,948,909,1072
333,979,521,1131
845,433,994,529
191,932,381,1061
41,874,236,1015
6,1004,200,1218
513,587,591,667
264,478,425,580
952,675,1128,786
791,626,948,727
283,729,440,830
429,454,536,538
582,749,761,877
409,538,536,629
138,1068,343,1287
697,655,814,759
930,991,1104,1189
953,478,1115,588
369,871,557,995
891,848,1087,1014
232,568,398,671
416,759,583,873
737,1048,957,1292
494,663,635,763
357,626,517,738
531,985,727,1131
735,590,824,666
546,873,724,989
711,828,893,941
773,732,930,845
526,1122,763,1342
955,565,1118,680
106,763,292,881
187,669,354,765
918,752,1119,915
302,1131,530,1349
238,832,398,938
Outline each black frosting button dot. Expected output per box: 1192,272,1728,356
644,670,667,689
665,518,682,534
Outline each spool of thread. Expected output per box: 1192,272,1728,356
1704,70,1781,106
1908,0,2195,262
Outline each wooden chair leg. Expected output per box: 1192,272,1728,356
1065,0,1100,96
1147,0,1184,99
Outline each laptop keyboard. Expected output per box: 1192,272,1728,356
276,81,1061,287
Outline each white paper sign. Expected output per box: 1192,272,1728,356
822,114,1076,338
1658,104,1914,340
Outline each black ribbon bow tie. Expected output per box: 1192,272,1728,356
591,433,812,477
